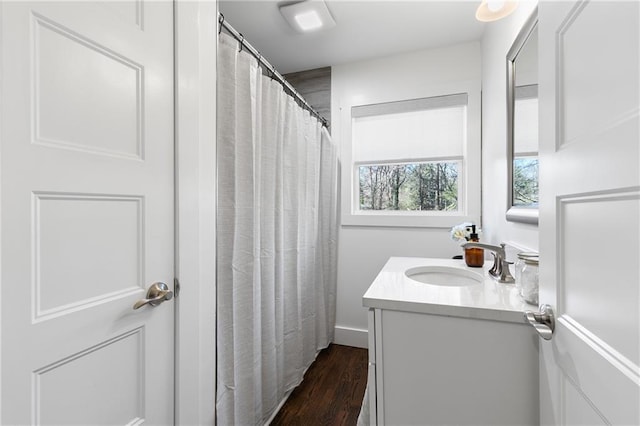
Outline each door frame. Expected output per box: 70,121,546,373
175,1,217,425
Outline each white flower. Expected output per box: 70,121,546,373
450,222,476,242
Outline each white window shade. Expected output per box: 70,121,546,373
352,94,467,163
514,85,538,155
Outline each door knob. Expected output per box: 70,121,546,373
133,282,173,310
524,304,555,340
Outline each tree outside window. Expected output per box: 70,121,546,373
358,161,459,211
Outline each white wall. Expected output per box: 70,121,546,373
331,43,482,347
481,1,539,256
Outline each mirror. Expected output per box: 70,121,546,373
506,8,538,224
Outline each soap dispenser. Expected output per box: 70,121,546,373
464,225,484,268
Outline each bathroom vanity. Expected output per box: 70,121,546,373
363,257,539,425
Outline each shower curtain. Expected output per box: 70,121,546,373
216,33,339,425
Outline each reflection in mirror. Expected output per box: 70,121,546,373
507,9,538,224
514,83,538,205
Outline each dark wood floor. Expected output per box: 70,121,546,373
270,344,368,426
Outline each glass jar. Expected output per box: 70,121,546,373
464,246,484,267
521,257,539,305
515,252,539,294
464,231,484,267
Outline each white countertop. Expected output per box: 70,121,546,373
362,257,535,323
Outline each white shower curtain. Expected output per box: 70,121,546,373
216,33,339,426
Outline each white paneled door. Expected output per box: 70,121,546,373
538,1,639,424
1,1,175,424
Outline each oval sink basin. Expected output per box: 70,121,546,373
405,266,483,287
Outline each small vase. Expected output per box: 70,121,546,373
464,247,484,267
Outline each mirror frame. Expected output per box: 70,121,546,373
506,7,538,225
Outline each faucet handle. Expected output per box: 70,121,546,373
488,252,499,276
499,259,515,283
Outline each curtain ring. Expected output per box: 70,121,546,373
238,34,244,52
218,13,224,35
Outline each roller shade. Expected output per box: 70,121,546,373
514,84,538,156
352,93,467,163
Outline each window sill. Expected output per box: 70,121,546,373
341,211,480,228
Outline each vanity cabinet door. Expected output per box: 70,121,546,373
377,310,538,425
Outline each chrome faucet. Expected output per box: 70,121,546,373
461,242,515,283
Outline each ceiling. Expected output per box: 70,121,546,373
218,1,487,74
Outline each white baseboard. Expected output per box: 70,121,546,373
334,325,368,348
264,390,292,426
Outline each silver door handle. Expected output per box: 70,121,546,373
524,304,555,340
133,282,174,310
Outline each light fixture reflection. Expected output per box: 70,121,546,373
476,0,518,22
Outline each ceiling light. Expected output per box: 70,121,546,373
295,10,323,31
279,1,336,33
475,0,518,22
487,0,506,12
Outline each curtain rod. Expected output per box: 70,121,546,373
218,13,329,128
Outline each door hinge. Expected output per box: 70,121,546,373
174,277,181,298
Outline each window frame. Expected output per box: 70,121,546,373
339,82,481,228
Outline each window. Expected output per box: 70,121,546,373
358,161,460,211
342,91,480,227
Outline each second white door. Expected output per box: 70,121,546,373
538,1,639,424
1,1,175,424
